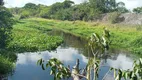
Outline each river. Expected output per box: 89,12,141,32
8,30,136,80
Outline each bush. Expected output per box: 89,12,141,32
0,56,14,74
0,7,14,48
39,11,49,18
131,36,142,47
20,11,30,19
108,12,121,24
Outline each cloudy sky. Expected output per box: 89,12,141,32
4,0,142,10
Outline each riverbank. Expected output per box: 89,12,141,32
18,18,142,55
0,18,63,75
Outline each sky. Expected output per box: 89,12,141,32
4,0,142,10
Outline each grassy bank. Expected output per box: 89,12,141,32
8,19,63,52
16,18,142,54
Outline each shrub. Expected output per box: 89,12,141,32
131,36,142,47
0,7,14,48
20,11,30,19
0,55,14,74
108,12,121,24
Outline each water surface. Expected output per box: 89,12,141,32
8,30,135,80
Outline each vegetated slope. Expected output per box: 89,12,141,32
21,18,142,55
8,18,63,52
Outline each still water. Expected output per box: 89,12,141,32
8,30,135,80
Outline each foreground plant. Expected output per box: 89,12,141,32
37,58,71,80
37,29,142,80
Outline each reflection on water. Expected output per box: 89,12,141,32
8,47,88,80
8,30,135,80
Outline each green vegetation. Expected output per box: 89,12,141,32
8,19,63,52
108,12,121,23
0,6,14,48
0,0,16,75
0,55,15,75
38,31,142,80
37,58,71,80
9,0,128,21
15,18,142,55
133,7,142,13
1,0,142,78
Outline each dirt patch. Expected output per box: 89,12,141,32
98,13,142,25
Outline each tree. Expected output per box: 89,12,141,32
24,3,37,9
0,1,14,48
63,0,74,9
47,0,74,19
20,3,39,18
133,7,142,13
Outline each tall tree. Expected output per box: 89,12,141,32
63,0,74,8
0,0,14,48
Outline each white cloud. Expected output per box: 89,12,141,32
16,48,88,65
107,54,133,70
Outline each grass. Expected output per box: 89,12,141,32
15,18,142,55
8,18,63,52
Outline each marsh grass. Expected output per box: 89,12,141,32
22,18,142,55
10,18,142,54
8,18,63,52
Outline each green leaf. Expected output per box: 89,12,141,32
110,67,113,70
114,69,116,78
59,74,63,79
42,64,45,70
115,75,119,80
139,58,142,64
37,59,40,65
37,58,42,65
50,70,53,75
56,72,61,79
40,59,43,65
134,69,139,74
118,69,122,80
124,73,128,80
46,63,49,68
48,61,52,66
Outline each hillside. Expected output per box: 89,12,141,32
100,13,142,25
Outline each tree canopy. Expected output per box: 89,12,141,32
0,0,14,48
133,7,142,13
10,0,128,21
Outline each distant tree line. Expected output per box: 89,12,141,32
133,7,142,13
9,0,129,21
